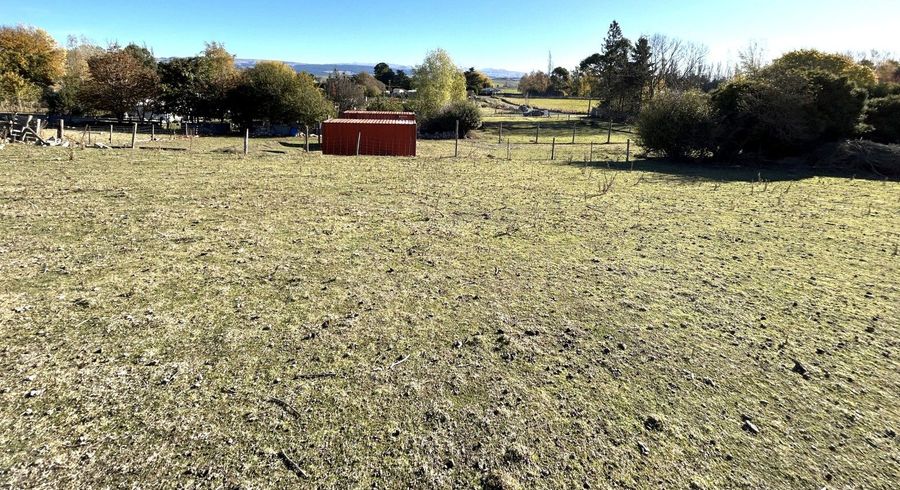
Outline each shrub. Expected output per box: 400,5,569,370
635,90,715,160
420,100,482,137
228,62,333,127
808,72,868,140
865,95,900,143
711,70,866,158
869,82,900,99
366,96,404,112
351,72,385,97
769,50,876,89
411,49,467,119
0,71,41,111
324,71,365,112
814,140,900,176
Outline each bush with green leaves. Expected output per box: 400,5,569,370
635,90,715,160
366,97,404,112
865,95,900,143
869,82,900,99
712,67,867,158
228,62,333,127
420,100,482,137
410,49,467,119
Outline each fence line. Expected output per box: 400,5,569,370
7,116,634,163
443,137,635,164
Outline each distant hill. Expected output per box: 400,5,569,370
478,68,528,79
232,60,408,77
231,59,524,79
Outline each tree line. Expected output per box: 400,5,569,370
636,49,900,160
520,21,899,124
519,21,719,117
512,20,900,161
0,25,483,133
0,27,332,126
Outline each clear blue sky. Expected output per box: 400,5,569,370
7,0,898,72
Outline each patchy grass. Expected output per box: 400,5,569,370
479,115,634,148
499,97,595,114
0,138,898,489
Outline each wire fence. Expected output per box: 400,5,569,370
478,95,595,116
444,137,634,164
52,122,196,148
482,119,633,143
8,111,636,164
483,109,590,119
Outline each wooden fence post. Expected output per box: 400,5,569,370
607,117,613,144
498,122,503,144
626,139,631,163
356,132,361,156
454,120,459,157
305,125,309,152
58,119,64,140
131,123,137,149
551,137,556,160
572,121,577,144
151,123,155,140
35,118,42,139
244,128,249,155
109,124,113,144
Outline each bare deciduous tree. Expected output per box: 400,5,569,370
738,40,767,75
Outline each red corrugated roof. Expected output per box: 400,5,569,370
325,118,417,125
343,111,416,116
341,110,417,121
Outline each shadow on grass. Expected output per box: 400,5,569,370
137,146,188,152
279,141,321,152
483,119,635,135
561,157,897,183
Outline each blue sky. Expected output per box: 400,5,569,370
6,0,898,72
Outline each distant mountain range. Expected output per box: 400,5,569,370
232,59,524,79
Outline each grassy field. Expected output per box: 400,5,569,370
1,135,898,489
480,114,633,148
499,97,594,114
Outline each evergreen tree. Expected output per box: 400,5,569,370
550,67,571,96
393,70,411,90
628,37,653,112
374,62,395,87
599,21,633,115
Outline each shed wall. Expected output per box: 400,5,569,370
322,120,417,157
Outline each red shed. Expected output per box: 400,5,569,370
322,119,417,157
341,110,417,121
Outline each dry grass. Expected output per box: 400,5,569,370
0,136,898,489
499,97,595,114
